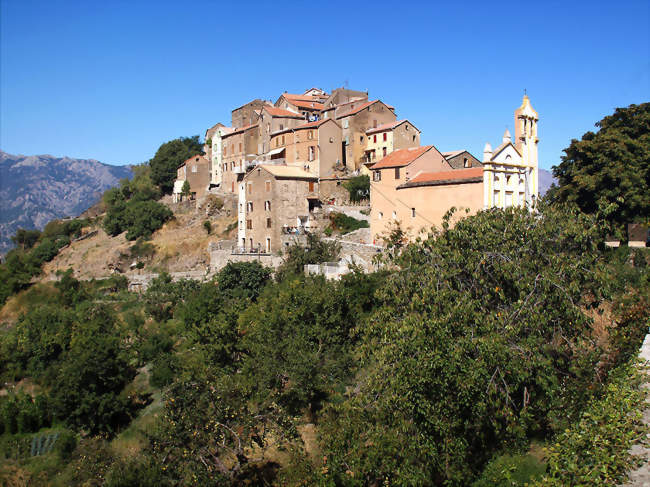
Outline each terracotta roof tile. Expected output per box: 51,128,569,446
290,99,325,110
222,123,258,138
263,106,305,118
336,100,378,119
258,164,317,179
406,167,484,185
370,146,433,169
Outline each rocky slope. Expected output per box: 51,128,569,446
0,151,132,254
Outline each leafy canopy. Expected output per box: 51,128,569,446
550,103,650,235
149,136,203,193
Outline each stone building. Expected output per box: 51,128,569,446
336,100,397,171
221,123,259,194
237,165,321,253
203,122,224,168
268,118,343,177
275,92,326,120
362,119,420,173
482,95,539,208
322,87,368,110
442,150,483,169
172,155,211,202
210,125,234,188
257,106,306,158
231,99,269,129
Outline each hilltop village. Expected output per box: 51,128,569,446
173,87,540,256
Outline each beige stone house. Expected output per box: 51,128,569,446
268,118,343,177
231,99,269,128
257,106,306,158
237,165,321,253
362,119,421,173
172,155,211,203
369,146,484,242
336,100,397,171
275,92,325,119
221,123,259,194
442,150,483,169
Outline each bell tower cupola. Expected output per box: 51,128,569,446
514,94,539,199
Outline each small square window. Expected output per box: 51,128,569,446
411,208,416,218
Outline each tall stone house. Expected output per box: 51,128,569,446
172,155,210,203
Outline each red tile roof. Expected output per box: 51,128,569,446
370,146,433,169
263,106,305,118
222,123,258,138
290,99,325,110
406,167,484,185
336,100,378,118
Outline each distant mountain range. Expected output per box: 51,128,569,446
539,168,557,196
0,151,131,254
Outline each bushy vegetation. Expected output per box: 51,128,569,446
102,165,172,240
149,135,203,193
328,211,369,234
0,105,647,485
0,218,89,305
343,175,370,202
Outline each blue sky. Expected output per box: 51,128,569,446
1,0,648,170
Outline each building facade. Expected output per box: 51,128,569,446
172,155,211,202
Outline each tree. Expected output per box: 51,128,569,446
149,136,203,193
343,175,370,202
216,261,271,300
550,103,650,237
275,233,341,281
10,228,41,250
181,180,191,199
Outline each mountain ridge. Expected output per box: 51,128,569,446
0,150,132,253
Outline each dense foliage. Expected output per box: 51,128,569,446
102,165,172,240
328,212,369,234
343,175,370,202
550,103,650,237
149,136,203,193
0,218,89,305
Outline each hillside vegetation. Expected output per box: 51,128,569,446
0,108,648,486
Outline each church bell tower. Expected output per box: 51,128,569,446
514,95,539,199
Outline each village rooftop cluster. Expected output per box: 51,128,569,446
173,87,540,253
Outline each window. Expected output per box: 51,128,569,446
265,181,271,192
392,211,397,220
463,157,470,168
247,182,252,194
267,123,270,133
265,200,271,211
343,119,349,129
345,136,349,145
373,119,377,128
191,165,197,173
411,208,416,218
308,130,313,140
395,167,400,179
309,181,315,192
266,218,272,228
246,219,252,229
412,135,416,142
275,138,279,148
238,143,242,153
383,147,387,157
383,133,387,142
308,146,315,161
378,211,383,220
373,134,377,143
266,238,271,253
231,182,235,192
373,170,381,181
281,135,285,144
247,201,253,212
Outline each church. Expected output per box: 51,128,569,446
369,95,540,243
482,95,539,208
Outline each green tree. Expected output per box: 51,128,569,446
181,180,191,198
343,175,370,202
10,228,41,250
275,233,340,281
550,103,650,237
149,136,203,193
319,205,610,486
216,261,271,300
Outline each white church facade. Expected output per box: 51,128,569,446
482,95,539,209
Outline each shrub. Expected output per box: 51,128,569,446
203,220,212,235
343,175,370,202
216,261,271,300
472,453,545,487
329,212,369,234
